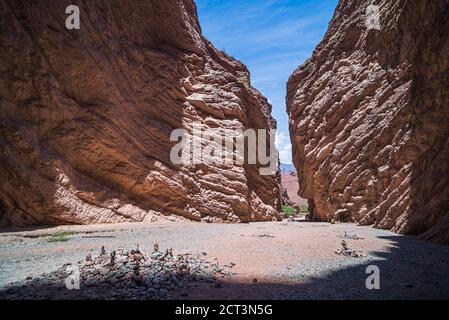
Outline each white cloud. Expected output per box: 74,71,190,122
275,131,293,164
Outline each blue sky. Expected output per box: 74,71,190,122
195,0,338,163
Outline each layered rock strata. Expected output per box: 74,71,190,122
0,0,282,226
287,0,449,242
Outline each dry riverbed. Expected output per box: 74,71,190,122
1,220,448,299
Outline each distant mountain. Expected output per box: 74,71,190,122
280,163,306,206
280,163,295,174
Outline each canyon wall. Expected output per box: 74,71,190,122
287,0,449,242
0,0,282,226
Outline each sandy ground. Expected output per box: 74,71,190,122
1,220,449,299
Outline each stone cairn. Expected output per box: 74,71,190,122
0,244,235,300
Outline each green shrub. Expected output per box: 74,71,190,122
47,231,73,243
283,206,295,218
299,204,309,214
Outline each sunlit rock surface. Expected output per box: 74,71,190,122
287,0,449,243
0,0,282,226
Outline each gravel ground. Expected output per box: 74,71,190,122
0,220,448,299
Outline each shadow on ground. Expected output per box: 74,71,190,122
1,234,448,300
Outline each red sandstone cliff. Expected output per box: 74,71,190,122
287,0,449,243
0,0,282,226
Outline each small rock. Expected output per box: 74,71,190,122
147,288,157,295
110,250,116,265
159,288,168,296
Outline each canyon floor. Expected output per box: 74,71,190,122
1,220,449,300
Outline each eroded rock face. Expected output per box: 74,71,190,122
287,0,449,242
0,0,282,226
